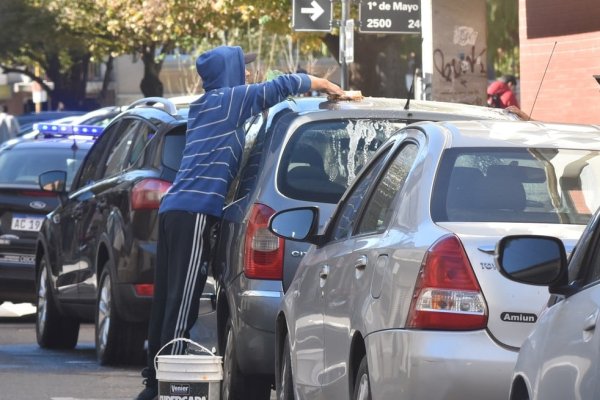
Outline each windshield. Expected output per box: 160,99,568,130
0,146,88,189
432,147,600,224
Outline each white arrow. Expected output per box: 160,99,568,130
301,0,325,21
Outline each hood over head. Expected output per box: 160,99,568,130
487,80,510,96
196,46,246,91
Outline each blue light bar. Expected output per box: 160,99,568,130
33,123,104,138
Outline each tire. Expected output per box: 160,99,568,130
353,355,372,400
95,264,146,366
221,318,272,400
36,255,79,349
275,333,294,400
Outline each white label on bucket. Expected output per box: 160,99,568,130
159,397,207,400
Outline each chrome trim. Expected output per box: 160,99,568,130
240,290,282,298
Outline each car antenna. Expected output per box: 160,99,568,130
404,65,417,111
527,41,557,121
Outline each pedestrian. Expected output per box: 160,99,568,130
0,105,20,144
487,74,520,109
134,45,344,400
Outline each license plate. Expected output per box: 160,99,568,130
11,215,44,232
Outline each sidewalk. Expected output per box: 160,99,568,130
0,302,35,318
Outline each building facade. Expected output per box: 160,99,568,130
518,0,600,123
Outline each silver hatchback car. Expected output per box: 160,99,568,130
213,97,518,399
270,120,600,399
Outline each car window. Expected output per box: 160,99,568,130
329,147,392,242
0,146,87,189
162,128,186,172
103,120,144,178
357,142,418,235
565,209,600,288
74,120,124,189
431,147,600,224
278,119,403,204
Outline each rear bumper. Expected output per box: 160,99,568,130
366,329,517,400
113,282,153,322
232,285,283,376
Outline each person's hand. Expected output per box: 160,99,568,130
309,76,344,97
506,105,531,121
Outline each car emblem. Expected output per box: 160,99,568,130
29,201,47,209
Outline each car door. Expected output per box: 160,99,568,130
77,119,155,300
533,217,600,399
292,145,393,399
53,122,123,299
321,140,419,398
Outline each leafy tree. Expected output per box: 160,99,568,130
0,0,94,110
487,0,519,78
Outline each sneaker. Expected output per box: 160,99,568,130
135,368,158,400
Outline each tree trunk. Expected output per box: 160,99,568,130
140,46,164,98
98,56,114,106
45,52,91,110
322,33,421,98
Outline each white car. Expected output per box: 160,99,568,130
497,218,600,400
269,120,600,400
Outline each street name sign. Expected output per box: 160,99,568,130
292,0,332,32
359,0,421,34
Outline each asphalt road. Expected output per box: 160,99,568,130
0,302,277,400
0,303,142,399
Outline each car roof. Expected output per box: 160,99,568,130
267,96,519,121
1,136,96,151
420,120,600,149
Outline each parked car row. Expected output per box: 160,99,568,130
5,92,600,399
268,119,600,400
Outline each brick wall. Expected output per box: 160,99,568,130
519,0,600,123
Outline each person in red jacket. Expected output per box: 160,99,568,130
487,74,519,108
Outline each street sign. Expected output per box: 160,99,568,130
344,20,355,63
292,0,332,32
359,0,421,34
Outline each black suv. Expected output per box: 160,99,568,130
34,97,215,365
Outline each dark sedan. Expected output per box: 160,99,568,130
0,130,97,304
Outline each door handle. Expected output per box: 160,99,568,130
583,311,598,332
354,255,367,271
319,265,330,280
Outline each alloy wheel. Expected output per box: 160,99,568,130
97,273,112,355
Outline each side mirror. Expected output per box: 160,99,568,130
269,207,320,244
39,170,67,193
496,235,568,287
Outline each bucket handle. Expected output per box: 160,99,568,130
154,338,217,371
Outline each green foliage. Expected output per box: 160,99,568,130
487,0,519,78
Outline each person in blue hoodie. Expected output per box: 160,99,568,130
135,45,343,400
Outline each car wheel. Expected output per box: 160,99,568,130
36,255,79,349
276,333,294,400
353,355,372,400
96,264,146,366
221,318,272,400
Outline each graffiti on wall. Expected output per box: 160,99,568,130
433,25,487,105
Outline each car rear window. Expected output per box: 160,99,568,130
432,147,600,224
0,147,87,189
278,119,403,203
162,130,186,171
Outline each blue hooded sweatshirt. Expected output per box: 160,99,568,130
159,46,312,217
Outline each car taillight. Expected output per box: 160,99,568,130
243,203,284,280
134,284,154,297
406,235,488,330
131,179,171,210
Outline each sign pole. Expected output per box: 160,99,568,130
340,0,350,89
